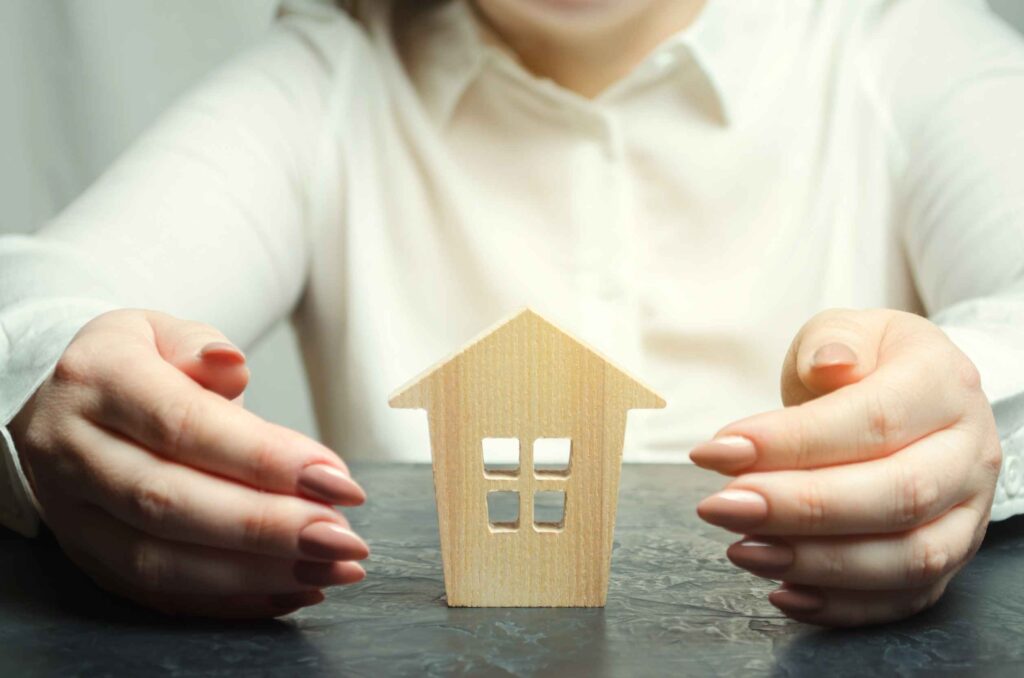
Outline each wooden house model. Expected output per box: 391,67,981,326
389,308,665,607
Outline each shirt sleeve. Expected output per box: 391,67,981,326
0,5,361,535
863,0,1024,520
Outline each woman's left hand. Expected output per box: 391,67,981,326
690,308,1003,627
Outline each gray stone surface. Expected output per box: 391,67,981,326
1,463,1023,677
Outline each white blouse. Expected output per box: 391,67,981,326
2,0,1024,536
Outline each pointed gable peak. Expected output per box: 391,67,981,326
388,307,666,411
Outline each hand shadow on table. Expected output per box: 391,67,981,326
1,525,296,631
0,525,335,675
767,513,1024,676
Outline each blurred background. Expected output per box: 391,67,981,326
2,0,1023,440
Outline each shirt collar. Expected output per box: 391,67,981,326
399,0,777,127
395,1,488,125
680,1,780,125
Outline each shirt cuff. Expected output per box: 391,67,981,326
938,324,1024,522
988,391,1024,521
0,424,42,537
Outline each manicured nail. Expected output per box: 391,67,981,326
689,435,757,473
769,584,825,614
811,342,857,369
727,537,793,575
269,589,324,611
347,561,367,583
198,341,246,364
696,489,768,530
298,521,370,560
294,560,367,587
298,464,367,505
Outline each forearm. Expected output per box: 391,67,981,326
872,2,1024,520
0,14,351,535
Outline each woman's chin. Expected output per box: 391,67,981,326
529,0,613,9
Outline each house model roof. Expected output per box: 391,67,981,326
388,307,666,410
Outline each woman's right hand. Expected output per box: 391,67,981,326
7,309,368,618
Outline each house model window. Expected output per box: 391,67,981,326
484,438,571,531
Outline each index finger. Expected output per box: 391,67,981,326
697,425,981,536
83,341,365,506
692,343,973,474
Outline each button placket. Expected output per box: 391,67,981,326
570,116,621,346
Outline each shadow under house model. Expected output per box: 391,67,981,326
389,308,666,607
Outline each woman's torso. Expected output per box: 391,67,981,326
295,0,917,461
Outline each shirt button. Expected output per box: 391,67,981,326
1005,456,1022,497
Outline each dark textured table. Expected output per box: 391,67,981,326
2,463,1024,677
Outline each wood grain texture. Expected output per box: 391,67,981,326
389,308,665,607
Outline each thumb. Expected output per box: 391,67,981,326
780,308,889,406
144,311,250,403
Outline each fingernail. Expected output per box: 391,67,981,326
769,584,825,614
298,464,367,505
348,561,367,582
696,489,768,530
198,341,246,364
811,342,857,369
294,560,367,587
298,521,370,560
727,536,793,575
269,589,324,611
689,435,757,473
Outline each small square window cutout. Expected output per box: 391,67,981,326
483,438,520,475
534,438,571,475
534,490,566,530
488,490,520,530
